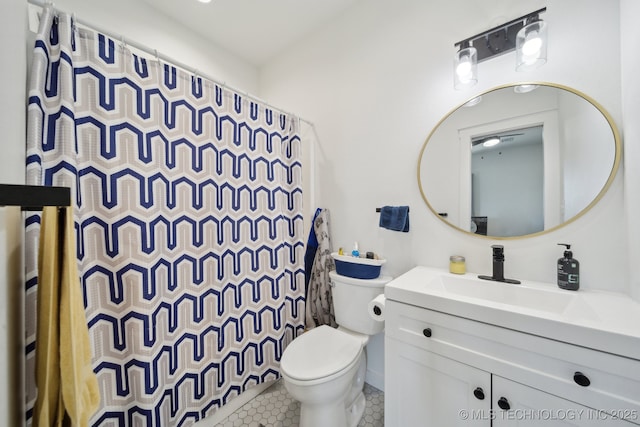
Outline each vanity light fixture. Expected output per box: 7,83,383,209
463,96,483,107
453,8,547,90
514,84,540,93
454,41,478,90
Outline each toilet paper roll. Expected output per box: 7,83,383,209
368,294,386,322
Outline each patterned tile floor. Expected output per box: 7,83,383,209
214,380,384,427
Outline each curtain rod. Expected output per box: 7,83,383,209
26,0,315,129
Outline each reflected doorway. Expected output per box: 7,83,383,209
470,126,544,236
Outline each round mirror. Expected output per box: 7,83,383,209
418,82,621,238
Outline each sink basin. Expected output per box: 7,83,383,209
426,274,574,315
385,266,640,360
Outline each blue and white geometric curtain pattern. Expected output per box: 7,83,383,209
25,7,305,426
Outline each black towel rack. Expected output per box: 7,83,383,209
376,207,410,212
0,184,71,210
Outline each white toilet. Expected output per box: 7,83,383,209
280,271,391,427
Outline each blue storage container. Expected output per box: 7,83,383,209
331,252,386,279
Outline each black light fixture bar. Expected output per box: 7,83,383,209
0,184,71,210
454,7,546,63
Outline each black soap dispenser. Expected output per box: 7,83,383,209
557,244,579,291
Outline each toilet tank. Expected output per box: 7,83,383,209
329,271,392,336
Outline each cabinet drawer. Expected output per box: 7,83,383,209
386,300,640,423
493,376,638,426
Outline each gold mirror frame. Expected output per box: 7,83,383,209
417,82,622,239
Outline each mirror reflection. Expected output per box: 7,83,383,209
418,83,620,238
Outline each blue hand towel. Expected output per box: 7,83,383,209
379,206,410,232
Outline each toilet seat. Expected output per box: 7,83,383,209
281,325,362,382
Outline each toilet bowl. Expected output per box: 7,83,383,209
281,325,367,427
280,272,392,427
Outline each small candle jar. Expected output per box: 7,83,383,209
449,255,466,274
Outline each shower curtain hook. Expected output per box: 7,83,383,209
119,35,127,52
154,49,160,65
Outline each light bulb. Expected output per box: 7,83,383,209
456,56,472,78
522,32,543,57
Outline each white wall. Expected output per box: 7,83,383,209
472,142,544,237
260,0,626,292
1,1,258,426
621,0,640,302
259,0,628,390
35,0,259,93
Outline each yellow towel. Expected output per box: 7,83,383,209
34,206,100,427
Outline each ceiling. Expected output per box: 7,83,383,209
138,0,359,67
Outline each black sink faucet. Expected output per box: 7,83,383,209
490,245,505,281
478,244,521,284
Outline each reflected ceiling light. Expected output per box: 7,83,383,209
453,8,547,90
463,96,483,107
516,13,548,71
514,84,539,93
482,137,501,147
454,41,478,90
197,0,212,3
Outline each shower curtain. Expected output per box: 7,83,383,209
25,7,305,426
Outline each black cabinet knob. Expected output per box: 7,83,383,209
497,397,511,411
574,372,591,387
373,306,382,316
422,328,432,338
473,387,485,400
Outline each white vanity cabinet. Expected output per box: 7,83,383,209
385,299,640,426
386,334,491,425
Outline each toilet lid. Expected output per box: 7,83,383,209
281,325,362,381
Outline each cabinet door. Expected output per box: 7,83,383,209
493,376,638,426
385,336,491,427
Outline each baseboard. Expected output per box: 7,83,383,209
365,368,384,392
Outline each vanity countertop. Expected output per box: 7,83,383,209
385,266,640,360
